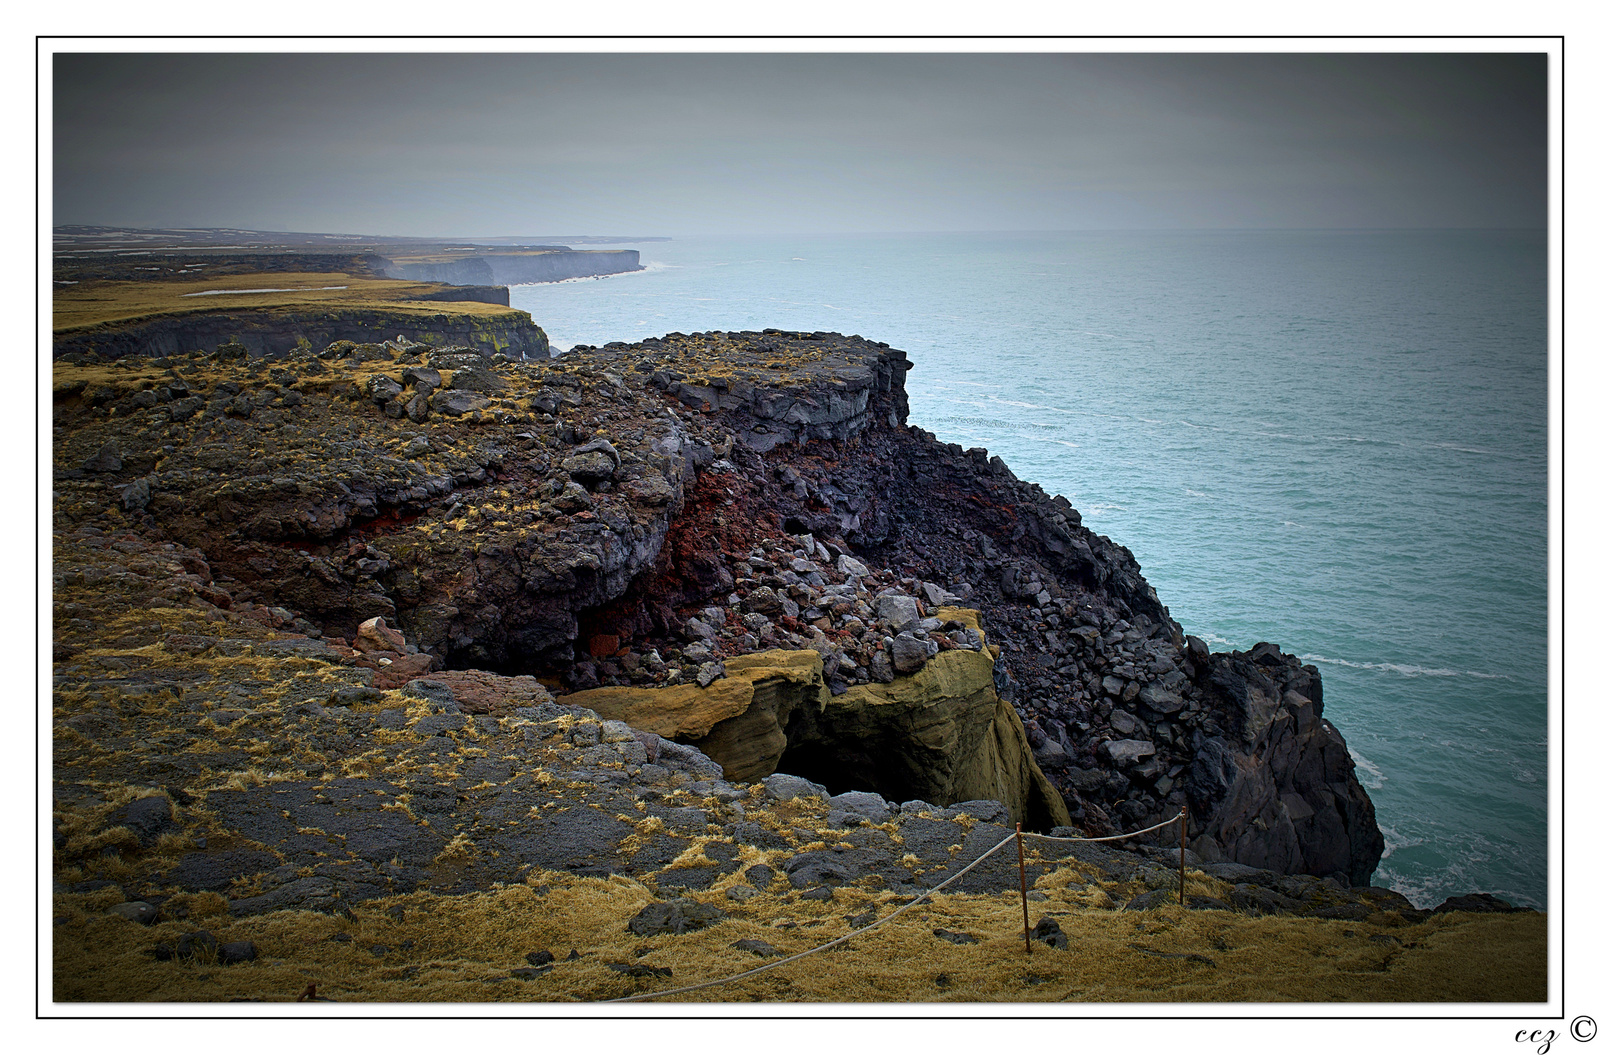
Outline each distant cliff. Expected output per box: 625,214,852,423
377,249,643,286
53,306,549,361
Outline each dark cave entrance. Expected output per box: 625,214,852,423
772,741,925,807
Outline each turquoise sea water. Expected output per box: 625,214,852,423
511,230,1549,909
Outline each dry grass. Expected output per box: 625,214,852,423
50,871,1547,1005
53,271,522,333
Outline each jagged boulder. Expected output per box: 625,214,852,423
1187,650,1383,885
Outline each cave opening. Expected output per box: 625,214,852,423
772,741,923,806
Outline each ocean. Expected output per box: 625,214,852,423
510,229,1549,910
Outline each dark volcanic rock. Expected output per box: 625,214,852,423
109,795,173,847
732,938,779,957
51,325,1385,922
783,849,862,889
626,898,728,936
218,940,259,965
1190,652,1382,885
1432,893,1532,915
167,849,281,892
1029,917,1069,950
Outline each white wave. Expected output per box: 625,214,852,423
1351,750,1386,791
1302,653,1510,680
1375,852,1538,911
1085,502,1127,516
1200,632,1240,649
930,379,1003,389
1139,417,1164,425
1375,822,1426,856
517,263,666,286
1427,441,1499,455
1076,330,1123,339
1041,439,1081,448
992,398,1064,413
1182,488,1212,499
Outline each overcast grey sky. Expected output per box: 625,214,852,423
52,52,1547,236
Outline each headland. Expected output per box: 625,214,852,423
49,281,1544,1001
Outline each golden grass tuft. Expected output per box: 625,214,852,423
161,891,232,920
50,867,1548,1005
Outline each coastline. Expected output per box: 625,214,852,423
510,229,1550,911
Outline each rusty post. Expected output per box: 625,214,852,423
1178,807,1188,908
1016,824,1032,955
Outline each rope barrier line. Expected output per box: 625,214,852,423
606,830,1021,1003
1026,813,1184,844
604,810,1189,1002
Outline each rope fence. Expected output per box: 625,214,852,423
606,806,1191,1003
1028,814,1184,844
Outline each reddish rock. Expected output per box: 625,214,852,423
355,616,407,654
422,669,557,714
196,585,232,608
358,651,436,690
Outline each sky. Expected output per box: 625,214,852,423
52,51,1548,237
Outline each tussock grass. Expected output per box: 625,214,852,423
51,871,1547,1005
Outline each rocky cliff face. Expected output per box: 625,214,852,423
378,250,643,286
51,327,1381,884
53,306,548,363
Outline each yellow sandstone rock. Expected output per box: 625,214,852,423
564,608,1070,829
566,649,826,780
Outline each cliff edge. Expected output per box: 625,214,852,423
52,328,1380,885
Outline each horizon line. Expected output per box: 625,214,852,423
51,223,1550,241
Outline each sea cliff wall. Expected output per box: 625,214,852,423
50,327,1381,885
378,250,643,286
53,306,549,362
